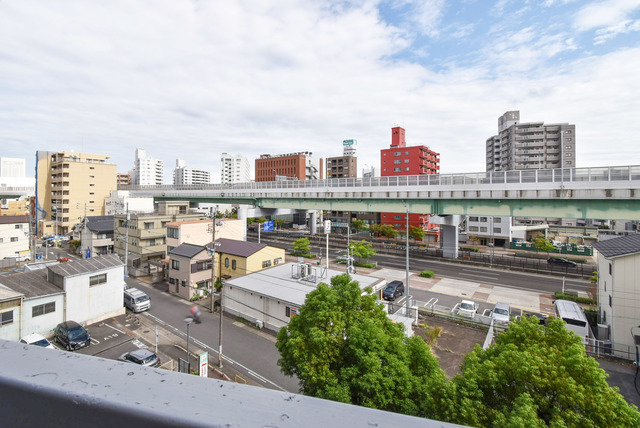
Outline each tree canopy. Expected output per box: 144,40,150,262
292,237,311,255
408,225,425,241
350,219,367,231
348,240,375,263
446,316,640,427
276,273,447,417
534,237,556,253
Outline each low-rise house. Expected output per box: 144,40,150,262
592,234,640,359
0,215,30,259
214,238,285,280
223,262,385,332
166,218,245,253
167,243,212,300
73,215,115,257
0,254,125,341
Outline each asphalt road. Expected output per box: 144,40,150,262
125,276,300,393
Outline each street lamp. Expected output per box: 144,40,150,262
184,316,193,373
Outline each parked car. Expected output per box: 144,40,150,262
382,280,405,301
53,321,91,351
458,300,478,318
118,349,161,368
20,333,56,349
491,302,511,325
547,257,577,267
3,254,31,262
124,288,151,313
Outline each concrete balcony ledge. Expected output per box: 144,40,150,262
0,339,462,427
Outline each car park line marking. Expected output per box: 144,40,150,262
132,339,149,349
90,338,100,345
105,324,126,335
193,339,207,348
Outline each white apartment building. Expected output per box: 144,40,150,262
132,148,164,185
104,190,155,215
486,111,576,172
173,159,210,185
221,153,250,184
0,157,26,178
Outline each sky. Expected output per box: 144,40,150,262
1,0,639,183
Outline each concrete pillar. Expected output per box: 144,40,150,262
309,211,317,235
237,208,248,220
433,215,462,259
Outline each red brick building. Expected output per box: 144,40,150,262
255,152,322,182
380,126,440,237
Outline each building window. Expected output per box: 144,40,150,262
404,167,410,171
225,257,229,268
493,217,501,223
89,273,107,286
393,152,401,156
262,260,272,268
232,260,237,270
274,257,283,265
10,237,18,242
480,227,487,232
171,260,180,270
469,216,479,222
404,159,410,163
169,277,175,284
32,302,56,318
1,310,13,326
393,160,401,164
469,226,479,232
285,307,299,318
405,151,409,155
14,225,21,229
182,280,186,287
144,222,154,230
609,263,612,275
494,228,502,233
480,217,487,222
167,228,179,239
393,168,401,172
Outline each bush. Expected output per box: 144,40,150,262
459,247,479,252
291,252,316,259
355,262,375,268
420,270,435,278
554,292,596,305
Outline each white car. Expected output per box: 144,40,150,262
20,333,56,349
491,302,511,325
458,300,478,318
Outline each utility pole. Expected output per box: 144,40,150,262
124,205,130,278
209,205,219,313
405,208,410,317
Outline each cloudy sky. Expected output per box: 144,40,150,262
1,0,639,182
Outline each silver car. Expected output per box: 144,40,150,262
491,302,511,325
119,349,161,368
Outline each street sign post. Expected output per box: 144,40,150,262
199,352,208,378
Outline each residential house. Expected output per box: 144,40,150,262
0,215,30,259
167,243,213,300
166,218,245,253
73,216,115,258
0,254,125,341
592,235,640,359
214,238,286,280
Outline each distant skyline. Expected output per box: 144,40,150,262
1,1,639,182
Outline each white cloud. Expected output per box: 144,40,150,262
593,19,640,44
573,0,640,32
0,0,638,184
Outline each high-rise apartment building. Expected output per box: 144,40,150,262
255,152,322,182
0,158,26,178
380,127,440,234
117,173,131,186
173,159,210,185
326,140,357,179
131,148,164,185
221,153,250,184
486,111,576,171
35,151,117,237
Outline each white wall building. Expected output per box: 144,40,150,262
0,215,30,259
221,153,250,184
592,235,640,359
0,255,125,341
0,157,26,178
465,215,512,246
132,148,164,185
105,190,155,215
224,262,385,333
173,159,211,185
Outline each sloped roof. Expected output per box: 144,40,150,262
169,243,208,259
208,238,267,258
0,270,64,299
86,216,114,233
593,234,640,258
48,254,123,278
0,215,29,225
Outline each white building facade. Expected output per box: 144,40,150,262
0,215,30,259
104,190,155,215
0,157,26,178
221,153,250,184
173,159,211,185
132,148,164,185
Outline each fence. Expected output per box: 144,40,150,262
509,242,593,256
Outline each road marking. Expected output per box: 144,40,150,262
105,323,126,334
458,272,501,280
248,370,268,383
132,339,148,349
90,337,100,345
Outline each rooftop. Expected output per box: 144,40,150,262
168,243,207,259
0,269,64,299
209,238,267,258
48,254,123,278
593,234,640,258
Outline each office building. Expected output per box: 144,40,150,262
35,151,117,237
486,111,576,172
173,159,210,185
131,148,163,185
255,152,322,182
380,127,440,235
221,153,250,184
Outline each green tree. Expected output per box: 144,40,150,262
369,223,381,237
350,219,367,232
274,218,285,229
379,224,398,239
534,236,556,253
446,316,640,427
257,216,268,224
247,218,256,225
292,237,311,255
276,273,447,417
409,225,425,241
348,240,376,264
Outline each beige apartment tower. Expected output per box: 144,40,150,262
35,151,117,237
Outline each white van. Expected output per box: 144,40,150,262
555,299,589,342
124,288,151,313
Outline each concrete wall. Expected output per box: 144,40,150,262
0,299,22,341
0,221,30,258
21,294,65,337
224,286,293,332
64,265,125,324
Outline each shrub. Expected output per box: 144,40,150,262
554,292,596,305
420,270,435,278
459,246,479,252
355,262,375,268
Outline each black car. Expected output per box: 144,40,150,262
547,257,577,268
53,321,91,351
382,280,405,301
